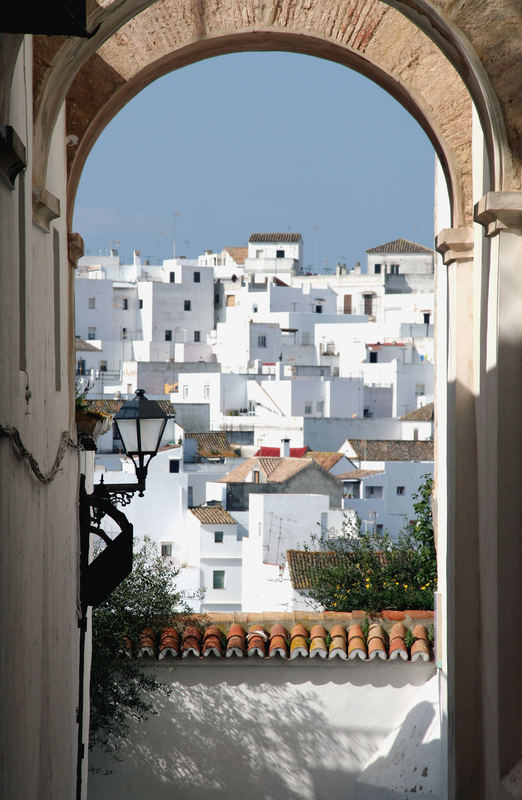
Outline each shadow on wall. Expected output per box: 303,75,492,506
88,663,440,800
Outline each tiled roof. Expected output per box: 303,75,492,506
190,505,237,525
366,238,434,255
124,612,434,663
185,432,237,458
287,550,353,589
219,456,314,484
347,439,434,462
75,337,101,351
304,451,344,472
400,402,435,421
249,233,302,243
337,468,385,480
255,446,308,458
223,246,248,264
86,398,175,416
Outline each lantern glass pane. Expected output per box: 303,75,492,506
139,418,166,453
116,419,139,453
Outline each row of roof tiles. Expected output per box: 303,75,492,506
126,615,434,663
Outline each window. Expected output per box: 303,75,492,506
343,295,352,314
193,271,200,283
376,524,384,533
77,359,86,375
423,312,431,325
256,249,263,258
169,271,175,282
363,294,374,316
169,460,180,474
204,384,210,399
365,485,383,498
88,297,95,309
165,329,172,341
226,294,236,307
369,351,378,363
187,486,193,507
315,304,323,314
276,249,285,258
390,263,400,275
374,264,382,274
257,335,267,348
252,470,260,484
316,400,324,414
184,300,191,311
415,383,425,396
161,543,173,558
182,385,189,398
194,330,200,342
304,402,313,414
122,327,127,339
213,570,225,589
139,299,143,309
252,304,258,313
214,531,224,543
87,326,96,340
397,486,405,496
123,298,128,310
99,360,107,372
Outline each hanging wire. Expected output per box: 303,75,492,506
0,423,82,483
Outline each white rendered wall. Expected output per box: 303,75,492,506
88,663,439,800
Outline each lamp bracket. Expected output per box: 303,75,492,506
79,476,134,608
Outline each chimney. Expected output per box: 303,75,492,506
133,249,141,266
281,438,290,458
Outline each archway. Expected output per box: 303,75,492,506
0,1,520,798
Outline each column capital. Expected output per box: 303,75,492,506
68,232,85,266
474,191,522,237
435,227,474,266
32,185,60,231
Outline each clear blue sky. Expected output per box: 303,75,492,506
73,51,435,272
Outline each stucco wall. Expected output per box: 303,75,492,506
87,662,439,799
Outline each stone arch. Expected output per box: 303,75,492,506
28,0,520,238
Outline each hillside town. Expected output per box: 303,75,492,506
76,233,435,612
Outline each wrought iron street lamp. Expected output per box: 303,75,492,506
79,389,172,607
113,388,169,496
76,389,172,799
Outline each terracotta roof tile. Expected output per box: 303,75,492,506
203,626,223,657
347,439,434,462
138,627,156,658
388,623,408,660
223,246,248,264
400,402,435,421
159,627,179,659
86,398,175,417
337,468,385,480
181,626,202,658
249,232,302,243
247,626,268,657
367,624,387,660
366,238,434,255
309,625,328,659
185,432,237,458
269,625,289,658
220,456,315,484
304,451,344,471
290,623,308,659
347,625,367,660
124,613,434,663
190,505,237,525
226,624,246,658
